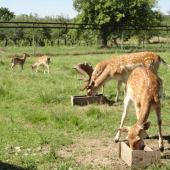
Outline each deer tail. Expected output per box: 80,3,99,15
160,57,170,67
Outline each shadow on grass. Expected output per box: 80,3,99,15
149,135,170,144
0,161,27,170
106,94,124,106
106,98,124,106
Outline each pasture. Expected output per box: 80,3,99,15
0,46,170,169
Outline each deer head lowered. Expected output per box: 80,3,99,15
73,63,94,91
114,67,164,151
74,51,170,102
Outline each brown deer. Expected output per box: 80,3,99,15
11,53,30,72
30,56,50,73
76,51,170,102
73,62,94,90
115,67,164,151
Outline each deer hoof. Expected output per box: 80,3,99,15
160,147,164,152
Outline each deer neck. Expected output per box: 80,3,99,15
22,55,27,62
136,101,151,126
32,63,37,68
93,66,112,88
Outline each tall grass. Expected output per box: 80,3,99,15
0,47,170,169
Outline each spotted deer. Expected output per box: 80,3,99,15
115,67,164,151
30,56,50,73
11,53,30,72
77,51,170,101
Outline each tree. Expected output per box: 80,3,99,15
73,0,163,47
0,8,15,46
0,7,15,21
49,15,71,46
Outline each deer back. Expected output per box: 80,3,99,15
90,52,160,88
127,67,161,105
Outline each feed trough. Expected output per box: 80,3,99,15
118,142,160,169
71,94,107,106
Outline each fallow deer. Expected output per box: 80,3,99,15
11,53,30,72
114,67,164,151
30,56,50,73
77,51,170,102
73,62,94,90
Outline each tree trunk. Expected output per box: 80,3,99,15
101,32,108,47
142,38,145,49
113,38,118,47
27,38,32,46
58,39,60,46
51,40,53,47
5,39,8,46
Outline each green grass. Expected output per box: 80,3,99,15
0,46,170,169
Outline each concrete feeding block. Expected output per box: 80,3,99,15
119,142,160,169
71,94,107,106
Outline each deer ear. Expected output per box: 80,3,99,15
141,121,150,131
117,127,130,133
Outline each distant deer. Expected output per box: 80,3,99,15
75,52,170,102
30,55,50,73
11,53,30,72
115,67,164,151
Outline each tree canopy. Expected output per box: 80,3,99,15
0,7,15,21
73,0,163,47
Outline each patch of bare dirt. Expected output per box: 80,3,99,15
59,135,170,169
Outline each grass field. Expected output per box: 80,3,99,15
0,46,170,169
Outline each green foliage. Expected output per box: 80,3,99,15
0,7,15,21
73,0,163,46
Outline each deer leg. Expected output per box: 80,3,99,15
123,82,126,98
42,65,45,73
155,106,164,152
102,85,104,94
11,64,15,72
44,63,49,73
36,66,39,73
114,95,132,143
115,80,122,102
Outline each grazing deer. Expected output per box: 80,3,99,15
73,63,105,94
11,53,30,72
30,56,50,73
77,51,170,102
73,63,94,90
114,67,164,151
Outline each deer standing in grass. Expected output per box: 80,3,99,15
115,67,164,151
11,53,30,72
75,52,170,102
30,56,50,73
